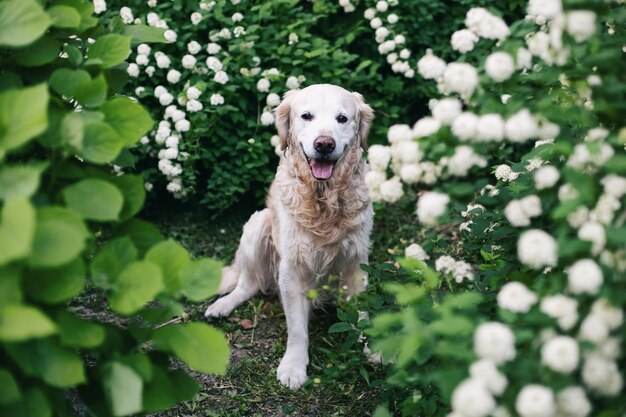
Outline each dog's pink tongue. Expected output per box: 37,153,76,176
310,160,334,180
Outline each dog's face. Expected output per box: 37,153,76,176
275,84,373,180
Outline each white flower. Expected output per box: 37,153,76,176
186,99,203,113
365,170,386,196
591,298,623,330
214,70,229,84
395,140,421,164
379,177,404,203
182,54,197,69
165,135,179,148
430,98,462,125
598,338,621,360
476,114,504,142
601,174,626,198
451,112,478,141
260,111,274,126
495,164,513,182
134,86,144,96
556,387,591,417
577,221,605,255
404,243,429,261
505,200,530,227
127,63,139,77
505,109,537,142
368,145,391,171
387,124,413,143
497,282,537,313
534,165,560,189
207,43,221,54
231,12,243,22
156,53,171,68
159,148,178,160
579,314,609,344
451,378,496,417
567,259,603,295
417,50,447,80
135,54,149,66
485,52,515,82
120,6,133,24
443,63,478,99
541,336,579,374
263,93,280,108
469,359,508,395
190,11,202,25
413,117,441,138
567,206,589,228
166,180,182,193
447,146,486,176
375,1,388,12
171,109,185,123
159,92,174,106
566,11,596,42
451,29,479,53
416,192,449,226
205,56,223,71
364,8,376,20
174,119,190,132
210,93,224,106
528,0,562,20
516,47,533,69
145,66,155,77
137,43,151,56
465,7,510,40
540,295,578,330
370,17,383,29
257,78,270,92
388,13,398,24
93,0,107,14
400,164,421,184
516,385,555,417
474,322,516,364
520,195,541,217
518,230,557,269
582,355,623,396
164,29,177,43
286,76,300,90
186,86,201,100
166,69,181,84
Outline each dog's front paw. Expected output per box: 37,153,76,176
204,298,235,318
363,343,383,364
277,357,308,390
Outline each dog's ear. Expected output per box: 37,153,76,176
275,89,299,150
352,92,374,150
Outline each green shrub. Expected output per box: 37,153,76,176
0,1,228,415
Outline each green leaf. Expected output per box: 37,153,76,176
180,258,222,302
143,367,199,413
54,0,97,32
110,175,145,220
145,240,191,293
118,353,153,382
121,25,167,45
49,68,91,98
2,387,51,417
57,311,105,348
114,219,163,256
29,207,88,268
101,97,154,146
13,36,61,67
441,292,483,310
0,84,49,153
0,368,21,404
60,112,84,148
79,121,125,164
0,304,57,341
110,261,164,315
47,5,80,28
328,322,353,333
429,316,474,335
0,199,35,266
87,34,131,68
153,323,229,374
24,258,85,304
103,362,143,417
373,405,393,417
74,73,108,107
90,237,138,288
62,178,123,221
398,257,440,289
0,266,22,307
0,163,47,201
0,0,51,47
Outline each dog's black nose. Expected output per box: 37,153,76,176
313,136,335,154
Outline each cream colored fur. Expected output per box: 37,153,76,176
205,84,374,389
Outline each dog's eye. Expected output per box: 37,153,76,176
336,114,348,124
301,112,313,121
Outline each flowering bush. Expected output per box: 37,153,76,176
0,1,228,415
100,0,523,214
354,0,626,416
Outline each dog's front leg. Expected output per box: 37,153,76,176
276,262,311,390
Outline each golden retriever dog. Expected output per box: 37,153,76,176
205,84,374,389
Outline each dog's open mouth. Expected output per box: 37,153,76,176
309,159,335,180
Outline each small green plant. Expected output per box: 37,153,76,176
0,0,229,415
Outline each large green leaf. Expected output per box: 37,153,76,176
0,199,35,266
101,97,154,146
47,5,80,29
62,178,123,221
0,266,22,308
114,219,163,256
0,0,51,47
24,258,85,304
0,163,47,201
0,304,57,342
0,368,21,404
142,367,199,413
49,68,91,98
145,240,191,293
110,261,164,315
110,175,146,220
74,73,108,107
57,311,104,348
13,36,61,67
28,206,89,268
90,237,138,288
54,0,97,32
79,121,125,164
180,258,222,302
0,84,49,153
86,34,131,68
103,362,143,417
153,323,229,374
1,387,51,417
121,25,166,45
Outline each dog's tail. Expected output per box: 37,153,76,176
218,263,240,295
